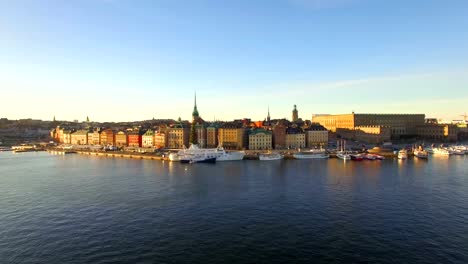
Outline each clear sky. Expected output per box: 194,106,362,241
1,0,468,122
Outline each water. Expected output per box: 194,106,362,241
0,152,467,264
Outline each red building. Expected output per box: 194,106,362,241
127,132,142,147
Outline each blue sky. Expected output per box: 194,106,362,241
1,0,468,122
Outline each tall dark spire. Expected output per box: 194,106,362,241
192,92,199,121
267,106,271,122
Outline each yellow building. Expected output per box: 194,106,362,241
88,130,101,145
71,130,88,145
115,131,127,147
285,127,305,149
142,129,155,148
166,124,189,149
218,123,245,150
248,128,272,150
312,113,425,139
305,125,328,147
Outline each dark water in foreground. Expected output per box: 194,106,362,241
0,152,467,264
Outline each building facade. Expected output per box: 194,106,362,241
166,124,189,149
127,132,142,147
115,131,127,147
248,128,272,150
100,129,114,146
142,129,155,148
417,124,458,142
71,130,88,145
305,125,328,147
272,122,287,149
218,123,245,150
312,113,425,139
285,126,305,149
206,123,220,148
154,132,166,149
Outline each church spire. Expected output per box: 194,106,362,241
267,106,271,122
192,91,199,121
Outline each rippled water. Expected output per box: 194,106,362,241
0,152,467,263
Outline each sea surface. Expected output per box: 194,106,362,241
0,152,467,264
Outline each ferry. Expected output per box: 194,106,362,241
398,149,408,160
259,152,283,161
293,149,329,159
180,154,216,164
170,144,245,162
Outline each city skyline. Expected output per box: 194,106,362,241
1,0,468,121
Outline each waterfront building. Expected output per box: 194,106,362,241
71,130,88,145
100,128,114,146
195,124,207,148
416,124,458,142
292,105,299,122
63,130,72,144
305,125,328,147
336,126,391,144
285,126,306,149
142,129,155,148
154,132,166,149
166,121,189,149
248,128,272,150
127,131,142,147
115,131,127,147
272,120,288,149
312,113,425,139
206,122,220,148
218,122,245,150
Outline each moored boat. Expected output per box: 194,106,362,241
259,152,283,161
398,149,408,159
350,153,364,161
413,146,428,159
293,149,329,159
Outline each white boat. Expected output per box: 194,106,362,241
259,152,283,161
453,145,468,154
293,149,329,159
216,151,246,161
431,147,451,156
336,152,351,160
448,147,465,155
336,140,351,160
413,149,428,159
168,153,181,161
398,149,408,159
172,144,245,161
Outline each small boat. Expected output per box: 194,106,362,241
398,149,408,160
336,152,351,160
413,146,428,159
449,147,465,155
259,152,283,161
336,140,351,160
351,154,364,161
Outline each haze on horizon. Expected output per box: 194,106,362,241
1,0,467,122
